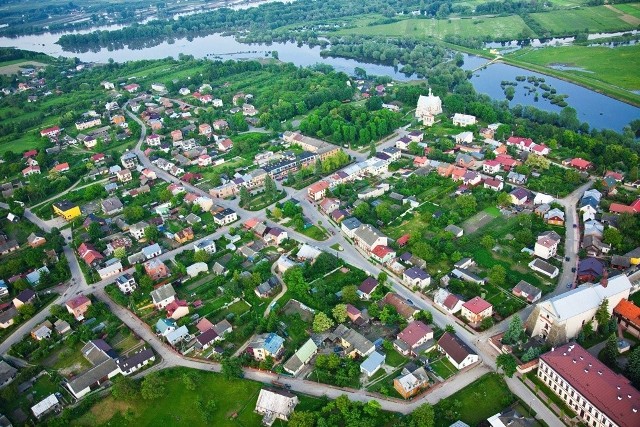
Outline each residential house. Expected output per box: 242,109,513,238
31,320,53,340
116,169,132,183
444,224,464,237
525,274,631,344
454,131,473,144
512,280,542,303
283,338,318,376
214,208,237,226
371,245,396,264
144,259,170,281
31,394,60,419
528,258,559,278
52,162,70,173
382,293,418,321
544,208,565,226
186,262,208,278
66,295,92,321
150,284,176,309
483,178,503,191
116,273,136,294
142,243,162,260
341,217,361,239
174,228,194,244
461,297,493,324
217,138,233,151
195,329,219,351
360,351,386,377
537,343,640,427
403,266,431,289
129,221,150,241
434,288,463,314
534,231,561,260
319,197,340,214
452,113,476,127
27,233,46,248
357,277,378,300
254,388,298,425
246,333,285,361
165,299,189,320
332,324,374,358
483,160,501,174
352,224,387,254
265,228,288,246
102,197,124,215
97,260,123,280
613,298,640,339
155,318,177,336
394,321,434,356
0,360,17,388
437,332,479,369
116,347,155,375
52,200,81,221
507,171,527,185
394,365,429,398
255,276,279,298
194,239,216,254
13,289,36,308
577,257,604,283
166,325,190,346
510,188,529,205
568,158,592,170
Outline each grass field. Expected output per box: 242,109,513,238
430,357,458,380
529,6,638,35
73,367,305,426
614,3,640,19
338,15,535,41
434,373,515,427
506,44,640,92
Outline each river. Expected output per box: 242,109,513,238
1,30,638,132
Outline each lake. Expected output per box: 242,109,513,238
1,30,638,132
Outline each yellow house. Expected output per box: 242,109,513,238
53,200,81,221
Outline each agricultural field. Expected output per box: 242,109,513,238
529,5,639,35
338,15,534,41
506,44,640,92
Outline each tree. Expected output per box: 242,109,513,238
111,375,139,399
445,324,455,334
502,315,524,345
595,299,610,331
377,272,387,287
141,373,165,399
17,303,35,319
144,226,159,242
481,235,495,250
496,354,518,377
521,347,541,363
332,304,348,323
283,267,309,298
113,247,127,259
601,333,619,368
369,140,376,157
603,227,623,249
497,192,511,207
123,206,145,222
239,186,250,207
455,194,477,217
625,346,640,388
221,357,244,379
314,158,322,177
409,403,435,427
341,285,358,304
288,411,316,427
481,317,494,330
196,398,217,421
489,265,507,287
313,312,334,333
264,175,277,199
88,222,102,241
272,207,283,220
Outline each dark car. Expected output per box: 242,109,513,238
565,256,570,261
573,224,578,228
571,267,576,272
567,283,572,289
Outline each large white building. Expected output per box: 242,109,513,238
255,388,298,425
538,343,640,427
415,88,442,121
525,274,632,345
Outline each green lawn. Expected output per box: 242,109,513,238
73,368,271,426
529,6,637,35
339,15,535,41
506,44,640,92
384,347,408,367
614,3,640,18
434,373,516,427
430,357,458,380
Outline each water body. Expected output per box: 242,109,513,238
1,31,638,131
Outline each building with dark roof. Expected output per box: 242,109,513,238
538,343,640,427
437,332,479,369
116,348,155,375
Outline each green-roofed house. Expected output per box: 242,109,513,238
283,338,318,376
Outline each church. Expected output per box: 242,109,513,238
415,88,442,126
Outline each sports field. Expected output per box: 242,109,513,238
339,15,534,41
507,44,640,92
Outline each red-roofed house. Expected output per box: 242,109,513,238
196,318,214,333
319,198,339,214
346,304,362,323
610,203,637,214
538,343,640,427
495,154,519,170
568,158,592,170
217,138,233,152
483,178,503,191
630,199,640,212
23,149,38,158
371,245,396,263
166,299,189,320
22,165,40,176
394,321,434,356
482,160,501,174
52,162,70,173
614,298,640,338
308,181,329,201
91,153,105,163
40,126,60,138
124,83,140,93
461,296,493,324
397,234,410,247
413,156,428,168
66,295,92,321
78,243,104,267
604,171,624,182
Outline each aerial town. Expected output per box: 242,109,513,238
0,1,639,425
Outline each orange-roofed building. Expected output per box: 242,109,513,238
308,180,329,201
614,298,640,338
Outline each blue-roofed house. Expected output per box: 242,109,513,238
26,266,49,285
246,332,285,361
166,325,190,346
360,351,386,377
155,318,177,337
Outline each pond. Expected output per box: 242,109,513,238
1,30,638,132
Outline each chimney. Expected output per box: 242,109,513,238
600,269,608,287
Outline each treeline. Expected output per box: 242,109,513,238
56,0,424,51
299,101,401,147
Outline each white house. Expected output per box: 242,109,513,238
437,332,479,369
150,284,176,309
186,262,208,278
533,231,561,260
452,113,477,127
116,273,136,294
255,388,298,424
403,266,431,289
